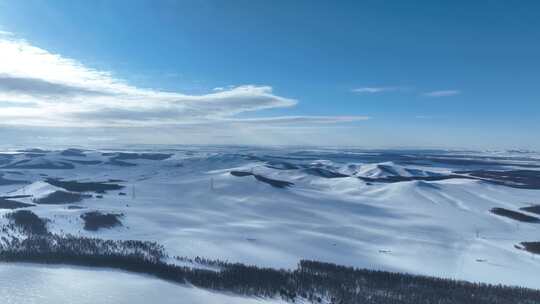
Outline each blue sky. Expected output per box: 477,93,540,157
0,0,538,149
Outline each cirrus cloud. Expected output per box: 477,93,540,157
423,90,461,97
351,86,401,94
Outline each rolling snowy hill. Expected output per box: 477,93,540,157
0,147,539,302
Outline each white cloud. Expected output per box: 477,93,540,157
222,115,370,125
423,90,460,97
0,36,370,129
0,36,297,126
352,86,461,98
0,30,14,37
351,86,400,94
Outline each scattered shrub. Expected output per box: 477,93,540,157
230,171,294,188
5,210,48,235
81,211,123,231
520,242,540,255
33,191,90,205
490,208,540,223
520,205,540,215
46,179,123,193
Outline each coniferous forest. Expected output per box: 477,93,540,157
1,210,539,304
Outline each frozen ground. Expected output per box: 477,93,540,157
0,146,539,291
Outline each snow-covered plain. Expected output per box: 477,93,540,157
0,263,286,304
0,147,539,298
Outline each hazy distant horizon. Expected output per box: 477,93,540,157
0,143,538,154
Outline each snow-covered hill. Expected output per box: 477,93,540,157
0,147,539,292
0,264,291,304
340,161,447,178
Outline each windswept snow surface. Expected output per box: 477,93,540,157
0,264,287,304
0,147,540,291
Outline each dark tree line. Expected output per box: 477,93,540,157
0,234,539,304
1,210,540,303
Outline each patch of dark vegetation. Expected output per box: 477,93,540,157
230,171,294,188
303,167,349,178
230,171,253,177
107,179,125,183
113,152,172,161
63,159,102,165
520,205,540,215
0,234,539,304
3,160,75,170
4,210,48,235
106,159,137,167
0,198,34,209
80,211,123,231
103,152,172,166
456,170,540,189
254,174,294,188
60,148,86,157
45,178,124,193
0,234,164,264
33,191,91,205
520,242,540,255
118,192,127,196
490,208,540,223
67,205,86,210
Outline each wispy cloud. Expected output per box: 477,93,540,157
222,115,370,125
351,86,401,94
423,90,460,97
415,115,433,119
0,36,368,128
352,86,461,99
